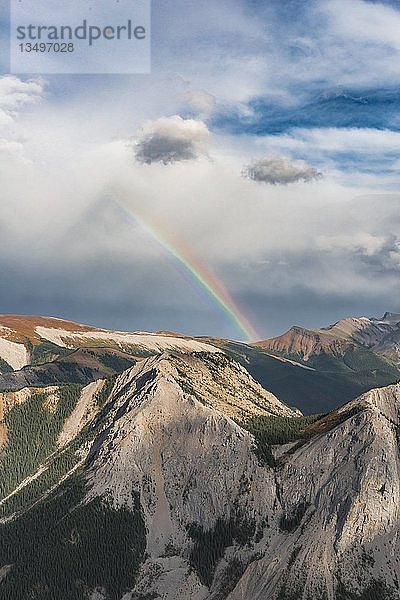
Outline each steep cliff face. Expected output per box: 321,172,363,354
92,359,400,600
85,354,282,600
0,352,399,599
231,385,400,600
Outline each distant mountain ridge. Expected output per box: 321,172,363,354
0,315,220,367
257,312,400,360
0,315,222,393
0,313,399,415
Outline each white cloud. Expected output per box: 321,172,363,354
259,127,400,155
152,0,400,107
0,75,46,167
0,111,14,127
182,89,217,116
325,0,400,49
243,155,321,185
0,76,44,110
316,232,388,256
0,139,31,163
134,116,211,164
303,0,400,89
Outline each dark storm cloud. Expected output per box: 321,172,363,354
241,286,396,339
0,247,240,341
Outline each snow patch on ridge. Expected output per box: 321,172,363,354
0,337,29,370
35,327,221,354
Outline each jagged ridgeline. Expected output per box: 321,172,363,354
0,315,399,599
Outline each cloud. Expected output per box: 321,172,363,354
153,0,400,116
236,127,400,189
325,0,400,50
152,0,270,104
0,76,44,110
183,90,217,116
157,0,400,114
0,111,14,127
242,155,321,185
262,127,400,155
134,116,211,165
0,139,30,163
0,75,45,166
2,63,400,339
0,76,44,126
316,232,388,257
316,229,400,271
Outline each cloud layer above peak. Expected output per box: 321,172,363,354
1,0,400,339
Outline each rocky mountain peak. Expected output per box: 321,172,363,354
381,311,400,323
0,349,400,599
83,362,400,599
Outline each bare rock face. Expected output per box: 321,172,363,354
255,325,348,360
1,350,400,599
79,354,400,599
232,385,400,600
82,353,285,599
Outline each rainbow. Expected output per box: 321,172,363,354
113,196,259,341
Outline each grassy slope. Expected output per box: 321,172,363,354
0,347,138,392
222,342,400,415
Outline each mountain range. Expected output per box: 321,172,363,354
1,312,400,414
0,313,399,599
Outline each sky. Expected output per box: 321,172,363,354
0,0,400,340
